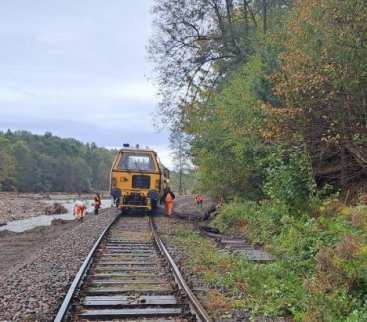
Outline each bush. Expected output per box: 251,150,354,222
211,199,367,320
262,147,317,212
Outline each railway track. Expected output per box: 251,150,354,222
54,214,210,322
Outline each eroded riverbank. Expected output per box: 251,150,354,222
0,192,111,224
0,192,111,232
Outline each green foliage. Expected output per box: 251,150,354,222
0,137,16,189
169,170,197,194
0,130,115,192
211,199,367,321
188,55,273,200
276,0,367,188
262,147,317,212
151,1,367,320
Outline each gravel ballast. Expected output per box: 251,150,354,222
0,208,118,321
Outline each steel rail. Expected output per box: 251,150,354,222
149,216,211,322
54,212,120,322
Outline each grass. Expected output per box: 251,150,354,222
162,197,367,321
170,224,296,320
209,199,367,321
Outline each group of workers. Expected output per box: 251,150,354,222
74,190,205,221
73,193,102,222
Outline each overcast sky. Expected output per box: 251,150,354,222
0,1,172,167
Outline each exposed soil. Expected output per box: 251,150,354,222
0,192,109,224
173,194,216,221
0,208,118,321
0,192,48,224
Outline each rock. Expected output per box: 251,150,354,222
44,203,68,215
51,219,69,226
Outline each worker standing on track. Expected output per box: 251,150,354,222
74,200,87,222
164,188,175,217
111,186,121,207
94,193,101,215
195,194,204,208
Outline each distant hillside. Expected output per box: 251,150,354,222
0,130,116,193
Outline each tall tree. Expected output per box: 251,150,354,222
274,0,367,189
170,130,191,194
150,0,267,125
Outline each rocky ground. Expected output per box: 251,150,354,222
0,194,276,321
155,216,243,321
157,196,290,322
156,196,241,321
173,194,216,220
0,193,48,224
0,208,118,321
0,192,109,224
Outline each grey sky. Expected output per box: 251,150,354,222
0,1,172,166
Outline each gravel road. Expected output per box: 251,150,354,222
0,208,118,321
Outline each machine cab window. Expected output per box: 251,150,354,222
119,153,155,171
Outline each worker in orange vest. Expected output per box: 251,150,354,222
74,200,87,222
164,189,175,217
93,193,101,215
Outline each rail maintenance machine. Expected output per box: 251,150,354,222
110,144,170,213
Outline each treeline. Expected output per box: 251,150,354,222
151,0,367,320
151,0,367,202
0,130,115,192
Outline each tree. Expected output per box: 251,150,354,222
0,131,115,193
274,0,367,189
0,137,16,190
186,55,271,199
170,130,191,194
149,0,291,126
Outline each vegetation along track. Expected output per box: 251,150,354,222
54,214,210,322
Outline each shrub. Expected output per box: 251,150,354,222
262,147,317,213
211,198,367,320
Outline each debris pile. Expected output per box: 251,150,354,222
44,203,68,215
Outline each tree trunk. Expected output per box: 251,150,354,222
262,0,267,33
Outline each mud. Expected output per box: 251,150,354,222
0,192,110,224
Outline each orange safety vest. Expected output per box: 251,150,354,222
166,193,174,203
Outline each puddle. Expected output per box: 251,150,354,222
0,198,112,233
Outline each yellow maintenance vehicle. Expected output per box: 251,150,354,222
110,144,170,212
